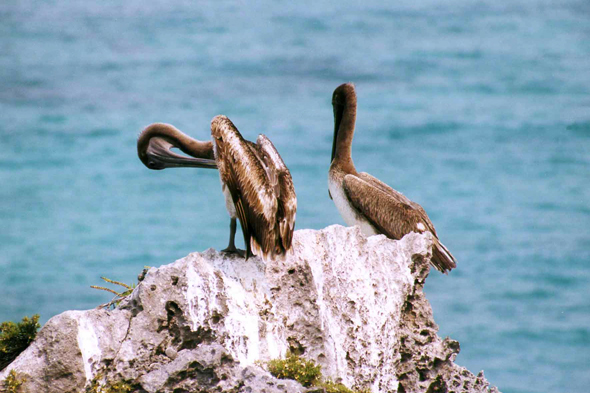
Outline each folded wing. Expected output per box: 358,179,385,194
213,117,278,260
343,174,455,273
256,134,297,253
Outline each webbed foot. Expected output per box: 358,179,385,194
221,245,246,258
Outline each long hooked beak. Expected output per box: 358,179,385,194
142,137,217,170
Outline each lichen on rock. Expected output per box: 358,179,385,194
0,225,500,392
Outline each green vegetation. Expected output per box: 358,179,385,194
91,277,136,309
3,370,26,392
91,267,150,309
318,379,370,393
0,315,40,371
265,352,370,393
85,373,133,393
267,352,322,387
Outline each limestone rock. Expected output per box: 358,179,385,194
0,225,500,392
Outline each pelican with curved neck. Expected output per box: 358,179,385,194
137,123,216,170
328,83,456,273
137,119,297,261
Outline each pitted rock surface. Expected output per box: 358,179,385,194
0,225,499,392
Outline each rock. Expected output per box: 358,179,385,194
0,225,500,392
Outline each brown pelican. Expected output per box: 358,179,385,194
211,115,296,260
328,83,456,273
137,119,296,260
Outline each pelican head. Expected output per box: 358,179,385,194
137,123,217,170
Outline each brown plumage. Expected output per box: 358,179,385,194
256,134,297,251
211,115,296,260
137,123,216,170
137,120,297,261
328,83,456,273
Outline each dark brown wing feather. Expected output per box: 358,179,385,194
357,172,437,236
213,117,278,260
222,148,253,259
343,175,425,240
256,134,297,253
277,172,296,251
343,174,455,273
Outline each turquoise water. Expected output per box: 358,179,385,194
1,1,589,391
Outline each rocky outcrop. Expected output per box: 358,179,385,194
0,225,499,393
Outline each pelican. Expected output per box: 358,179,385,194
137,118,296,260
328,83,456,273
211,115,296,260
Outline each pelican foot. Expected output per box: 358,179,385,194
221,246,246,258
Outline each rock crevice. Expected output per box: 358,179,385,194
0,225,499,393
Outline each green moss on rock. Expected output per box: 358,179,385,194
3,369,26,393
0,315,40,371
266,353,370,393
85,373,133,393
267,352,321,387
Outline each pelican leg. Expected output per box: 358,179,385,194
221,218,246,258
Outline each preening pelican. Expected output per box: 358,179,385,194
211,115,296,260
137,119,296,261
328,83,456,273
137,123,217,170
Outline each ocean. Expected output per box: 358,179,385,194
1,1,589,392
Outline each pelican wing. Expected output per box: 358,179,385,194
277,172,297,250
256,134,297,252
342,174,430,241
343,174,456,273
357,172,437,236
217,139,252,259
213,116,278,260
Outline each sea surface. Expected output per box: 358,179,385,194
1,1,589,391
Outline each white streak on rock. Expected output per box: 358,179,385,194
222,278,260,365
76,313,101,381
185,260,210,331
264,321,284,360
184,253,280,366
307,236,350,384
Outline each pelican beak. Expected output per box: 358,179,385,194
143,137,217,170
